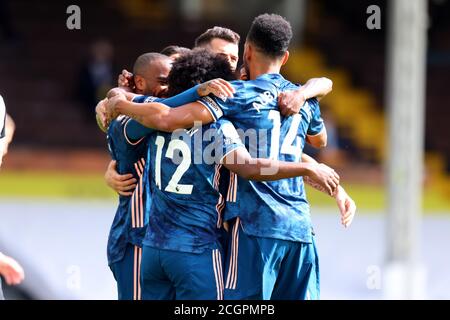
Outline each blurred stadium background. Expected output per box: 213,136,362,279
0,0,449,299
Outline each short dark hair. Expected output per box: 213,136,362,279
195,26,240,48
246,14,292,58
160,45,191,57
167,48,236,97
133,52,170,76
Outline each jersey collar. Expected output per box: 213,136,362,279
255,73,285,82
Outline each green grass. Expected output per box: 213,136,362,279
307,183,450,212
0,171,116,199
0,171,449,212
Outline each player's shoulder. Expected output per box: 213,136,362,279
211,118,242,145
108,115,129,135
253,73,290,95
132,95,159,103
282,79,301,91
229,80,246,90
305,97,319,109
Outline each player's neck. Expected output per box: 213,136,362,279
249,62,281,80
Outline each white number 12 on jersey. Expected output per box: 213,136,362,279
154,136,193,195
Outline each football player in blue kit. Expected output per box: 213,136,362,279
103,49,340,300
105,26,334,197
97,52,236,300
104,14,356,300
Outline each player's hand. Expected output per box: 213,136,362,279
278,89,306,117
334,186,356,228
0,253,25,286
95,99,108,131
105,93,126,126
107,87,127,99
307,163,340,196
105,160,137,196
197,78,235,101
118,69,134,92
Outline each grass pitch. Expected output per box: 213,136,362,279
0,170,449,212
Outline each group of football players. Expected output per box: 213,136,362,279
95,13,356,300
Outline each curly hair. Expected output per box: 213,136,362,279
167,48,236,97
246,14,292,58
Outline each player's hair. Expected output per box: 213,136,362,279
160,45,191,57
133,52,170,76
246,13,292,58
194,26,240,48
167,48,236,97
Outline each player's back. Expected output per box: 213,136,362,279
199,73,324,243
106,116,149,265
143,119,242,254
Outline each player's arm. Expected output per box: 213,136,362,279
215,120,338,195
123,79,235,139
211,119,338,194
302,153,356,227
1,114,15,156
0,252,25,286
222,147,339,196
107,83,205,140
0,95,6,140
278,77,333,116
0,96,8,167
95,99,109,133
104,81,234,193
104,160,137,196
108,97,214,132
103,78,235,132
306,98,327,148
306,127,327,148
107,87,138,101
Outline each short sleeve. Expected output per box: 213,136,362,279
132,95,158,103
197,81,247,121
124,118,153,144
306,98,325,136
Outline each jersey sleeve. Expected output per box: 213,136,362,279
306,98,325,136
0,95,6,139
160,86,200,107
108,116,147,146
211,119,245,163
132,95,158,103
124,118,154,143
197,81,247,121
132,86,200,107
126,86,201,140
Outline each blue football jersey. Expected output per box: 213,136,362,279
106,116,149,265
143,118,244,253
106,87,205,265
198,73,325,243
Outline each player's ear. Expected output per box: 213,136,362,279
280,50,289,66
134,75,145,93
244,42,252,62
